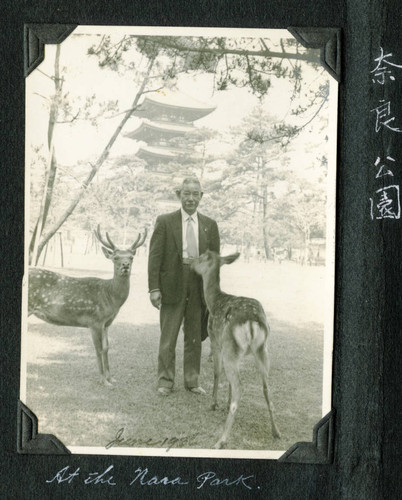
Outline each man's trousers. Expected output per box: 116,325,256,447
157,264,203,390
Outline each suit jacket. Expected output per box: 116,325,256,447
148,209,220,305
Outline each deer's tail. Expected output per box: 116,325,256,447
249,319,269,347
230,319,268,354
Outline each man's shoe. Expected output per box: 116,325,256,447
189,386,206,395
157,387,172,396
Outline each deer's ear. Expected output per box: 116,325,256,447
220,253,240,266
101,246,114,259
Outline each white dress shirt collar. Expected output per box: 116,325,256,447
181,207,198,221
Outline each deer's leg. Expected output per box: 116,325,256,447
210,337,222,410
101,326,115,384
227,384,232,411
208,341,213,362
90,327,108,385
214,339,242,449
254,343,281,439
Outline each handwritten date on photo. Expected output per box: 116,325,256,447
46,465,256,490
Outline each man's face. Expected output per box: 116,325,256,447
178,181,203,215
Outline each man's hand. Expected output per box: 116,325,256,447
150,290,162,309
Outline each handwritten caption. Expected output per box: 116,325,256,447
105,427,199,451
369,47,401,220
46,465,256,490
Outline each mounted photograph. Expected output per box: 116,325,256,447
21,25,338,459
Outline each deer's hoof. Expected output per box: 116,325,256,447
107,377,116,384
103,379,113,387
210,403,218,411
214,440,226,449
273,429,281,439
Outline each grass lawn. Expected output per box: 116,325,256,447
23,255,329,455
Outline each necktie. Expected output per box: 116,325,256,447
186,217,198,258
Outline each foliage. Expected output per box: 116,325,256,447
264,183,326,252
195,100,329,257
88,35,320,99
30,32,329,262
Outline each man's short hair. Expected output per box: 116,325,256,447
178,176,202,193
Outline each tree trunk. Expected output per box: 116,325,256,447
261,182,271,259
35,55,157,261
122,205,130,246
263,225,270,260
302,224,311,265
31,138,56,265
30,44,63,265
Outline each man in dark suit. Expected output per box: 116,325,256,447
148,177,220,395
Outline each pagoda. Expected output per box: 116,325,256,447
124,89,216,169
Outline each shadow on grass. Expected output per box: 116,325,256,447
25,316,324,453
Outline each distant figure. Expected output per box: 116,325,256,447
272,247,288,264
148,177,220,396
244,243,251,263
307,248,316,266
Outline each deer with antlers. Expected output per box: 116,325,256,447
191,250,280,449
28,225,147,386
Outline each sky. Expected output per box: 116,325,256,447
25,26,337,181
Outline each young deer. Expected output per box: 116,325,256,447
191,250,280,449
28,225,147,386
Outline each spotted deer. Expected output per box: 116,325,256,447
28,225,147,386
191,250,280,449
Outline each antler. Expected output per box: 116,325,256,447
95,225,147,252
130,228,148,251
94,225,116,251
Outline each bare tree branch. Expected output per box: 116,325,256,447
36,68,56,81
280,39,296,70
141,86,165,95
150,37,320,64
297,95,328,131
259,38,269,52
36,54,158,258
33,92,50,102
56,110,80,124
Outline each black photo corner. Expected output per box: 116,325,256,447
1,0,401,498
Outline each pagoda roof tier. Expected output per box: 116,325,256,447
125,118,196,141
133,90,216,121
136,145,200,162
